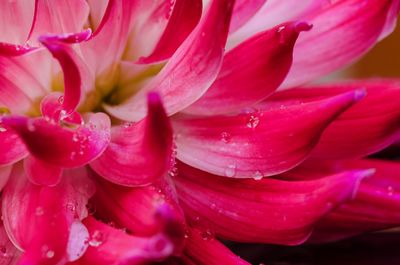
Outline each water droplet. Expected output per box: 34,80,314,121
58,96,64,105
123,122,133,128
35,207,44,216
89,230,104,247
46,250,55,259
224,164,236,177
0,127,6,132
70,151,77,160
387,186,394,196
246,115,260,129
27,120,36,132
66,202,76,213
220,132,231,143
276,25,287,44
253,171,263,180
72,133,79,142
200,229,214,240
201,31,206,37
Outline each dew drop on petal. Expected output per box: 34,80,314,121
253,171,263,180
46,250,55,259
200,229,214,241
58,96,64,105
88,230,104,247
123,122,133,128
224,164,236,177
220,131,231,143
27,120,36,132
387,186,394,196
246,115,260,129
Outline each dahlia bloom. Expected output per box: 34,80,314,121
0,0,399,264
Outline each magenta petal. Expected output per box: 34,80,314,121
174,91,361,178
175,162,370,244
91,93,173,186
282,0,399,88
28,0,89,44
137,0,202,64
0,165,12,192
40,31,93,115
185,21,311,115
0,129,27,166
270,80,400,159
40,93,84,124
0,219,20,264
77,217,174,265
24,156,63,187
105,0,235,121
229,0,267,33
1,113,111,168
183,228,250,265
0,42,37,57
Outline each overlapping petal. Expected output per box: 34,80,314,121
175,91,362,178
91,93,173,186
229,0,267,33
185,21,311,115
0,129,27,167
269,80,400,159
175,162,370,244
105,0,235,121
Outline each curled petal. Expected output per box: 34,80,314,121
77,217,174,265
270,80,400,159
40,93,83,125
175,162,371,244
105,0,235,121
174,91,362,178
282,0,399,88
91,93,173,186
183,228,250,265
1,113,111,168
137,0,202,64
40,31,93,115
185,21,311,115
2,164,93,264
28,0,90,44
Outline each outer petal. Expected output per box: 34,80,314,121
0,129,27,167
28,0,89,45
90,93,173,186
229,0,267,33
289,159,400,243
174,91,362,178
136,0,203,64
185,21,311,115
175,162,370,244
2,164,93,264
0,220,21,264
24,156,63,187
270,80,400,159
0,1,35,44
76,217,174,265
105,0,235,121
40,30,94,115
0,49,51,115
182,228,250,265
282,0,399,88
1,113,111,168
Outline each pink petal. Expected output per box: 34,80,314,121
0,219,20,264
287,159,400,243
0,1,35,44
24,156,63,187
76,217,174,265
40,31,94,115
28,0,89,44
0,129,27,166
174,91,362,178
269,79,400,159
90,93,173,187
183,228,250,265
175,162,371,244
1,113,111,168
2,164,92,264
0,49,51,115
229,0,267,33
105,0,235,121
40,93,84,125
0,165,12,192
137,0,203,64
282,0,400,88
0,43,37,57
185,21,312,115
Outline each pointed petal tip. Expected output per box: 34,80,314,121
147,92,162,106
39,29,93,44
294,21,313,32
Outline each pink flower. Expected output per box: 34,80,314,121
0,0,399,264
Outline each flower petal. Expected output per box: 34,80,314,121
2,164,93,264
288,159,400,243
76,217,174,265
174,91,362,178
90,93,173,186
24,156,63,187
0,129,27,167
1,113,111,168
137,0,203,64
28,0,89,45
40,30,94,115
0,1,35,44
175,162,370,244
105,0,235,121
0,219,20,264
282,0,400,88
183,228,250,265
269,80,400,159
229,0,267,33
185,21,311,115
